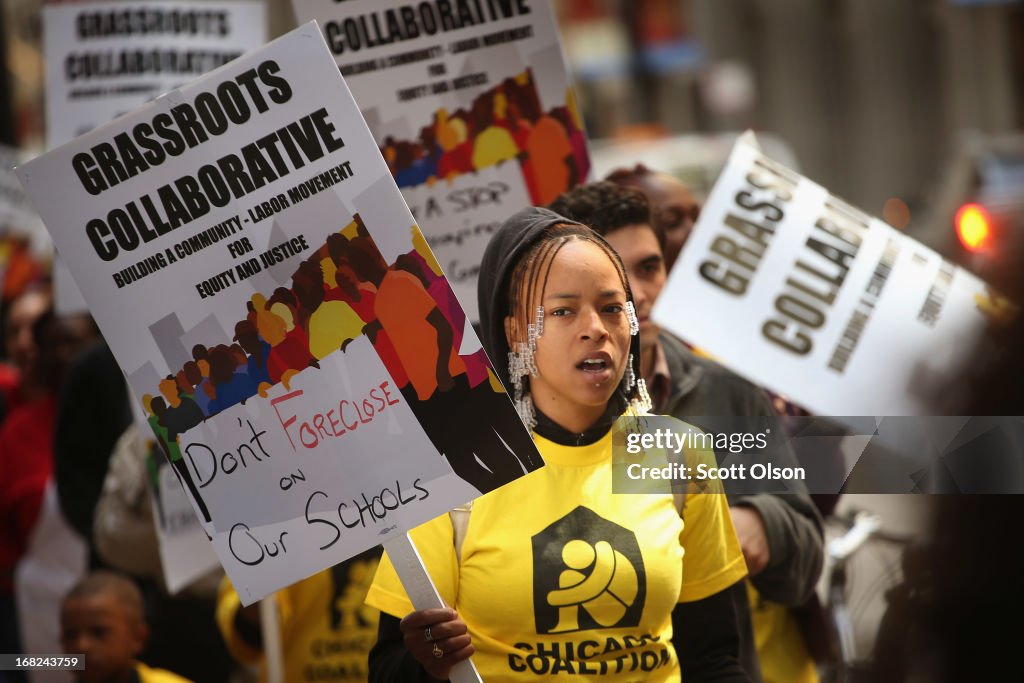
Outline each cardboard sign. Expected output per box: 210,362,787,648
653,133,1002,417
291,0,589,319
19,23,541,604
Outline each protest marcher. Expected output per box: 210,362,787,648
1,286,53,683
53,338,132,564
60,571,191,683
92,424,237,683
550,181,826,683
366,207,750,682
605,164,700,272
216,552,382,683
0,285,51,420
2,292,96,681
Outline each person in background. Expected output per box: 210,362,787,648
550,181,824,683
605,163,701,272
92,424,237,683
0,286,51,418
0,286,53,683
1,292,96,682
60,571,191,683
53,338,132,564
216,551,383,683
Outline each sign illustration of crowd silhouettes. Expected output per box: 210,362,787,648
141,214,542,510
382,69,589,206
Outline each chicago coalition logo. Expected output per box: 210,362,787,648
531,506,646,634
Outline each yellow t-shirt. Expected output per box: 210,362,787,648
136,662,192,683
216,548,381,683
747,583,819,683
365,428,747,682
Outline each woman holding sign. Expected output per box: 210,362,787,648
366,208,750,682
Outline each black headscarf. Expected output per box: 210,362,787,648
476,206,642,443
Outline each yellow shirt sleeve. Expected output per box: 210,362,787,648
136,661,194,683
677,442,748,602
215,575,265,666
365,513,460,618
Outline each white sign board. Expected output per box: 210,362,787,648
654,134,997,417
0,145,48,249
44,0,268,314
44,0,268,147
19,24,541,604
291,0,589,320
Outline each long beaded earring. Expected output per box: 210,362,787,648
623,301,651,413
625,301,640,336
508,305,542,430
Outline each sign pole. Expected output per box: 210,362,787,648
259,595,285,683
383,533,483,683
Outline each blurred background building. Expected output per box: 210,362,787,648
4,0,1023,257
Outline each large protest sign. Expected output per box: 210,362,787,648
45,0,267,314
292,0,589,320
44,0,267,147
18,23,542,604
654,133,1003,417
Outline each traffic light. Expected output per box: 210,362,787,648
955,203,992,253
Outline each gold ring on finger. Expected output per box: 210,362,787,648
432,643,444,659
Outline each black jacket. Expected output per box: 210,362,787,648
658,331,824,606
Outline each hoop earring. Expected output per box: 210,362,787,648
625,302,640,336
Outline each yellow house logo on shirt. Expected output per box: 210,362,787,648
531,506,647,634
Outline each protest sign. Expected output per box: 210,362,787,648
18,23,541,604
0,146,47,247
44,0,267,314
654,133,1004,417
292,0,589,319
44,0,267,147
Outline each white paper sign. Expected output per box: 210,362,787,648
44,0,267,148
44,0,268,314
291,0,589,319
654,134,1000,417
19,24,541,604
0,145,48,246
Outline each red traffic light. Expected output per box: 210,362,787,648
955,203,992,253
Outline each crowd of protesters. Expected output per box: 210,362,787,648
0,148,1020,683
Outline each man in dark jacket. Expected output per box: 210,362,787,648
550,182,824,683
